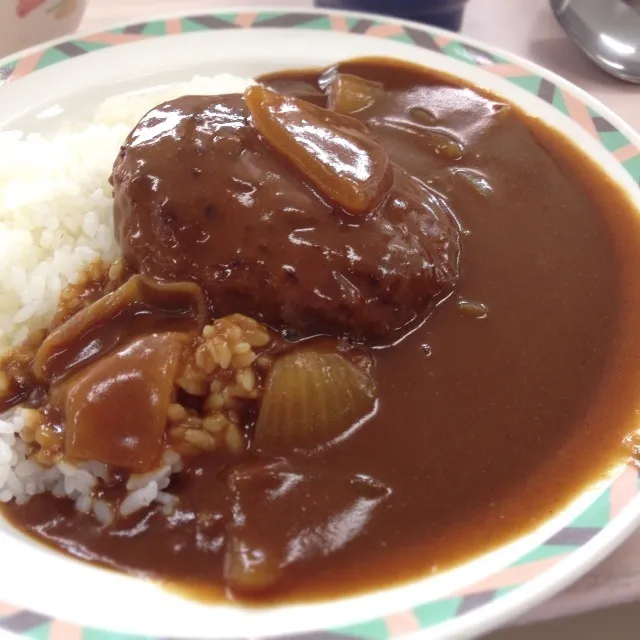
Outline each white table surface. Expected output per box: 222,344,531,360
65,0,640,628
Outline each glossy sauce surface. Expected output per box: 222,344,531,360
4,58,640,603
110,82,460,342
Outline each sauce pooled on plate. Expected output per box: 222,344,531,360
2,57,640,604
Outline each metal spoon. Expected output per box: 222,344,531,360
550,0,640,83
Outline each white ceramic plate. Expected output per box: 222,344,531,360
1,7,640,640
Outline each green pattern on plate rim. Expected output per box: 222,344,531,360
1,9,640,640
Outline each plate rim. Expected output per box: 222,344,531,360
0,6,639,640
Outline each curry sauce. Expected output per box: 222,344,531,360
2,58,640,604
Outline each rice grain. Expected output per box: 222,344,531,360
0,73,254,519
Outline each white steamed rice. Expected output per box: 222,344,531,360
0,73,254,518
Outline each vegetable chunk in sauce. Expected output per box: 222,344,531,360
33,276,206,384
3,56,640,606
244,84,393,215
63,333,185,472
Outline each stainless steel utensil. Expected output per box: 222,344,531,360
550,0,640,83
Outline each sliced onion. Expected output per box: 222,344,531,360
254,348,376,452
224,534,280,595
33,275,206,383
244,84,392,215
325,73,383,115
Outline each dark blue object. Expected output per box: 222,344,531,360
314,0,468,32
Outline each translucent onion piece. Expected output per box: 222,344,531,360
244,84,392,215
33,275,206,383
224,534,280,595
326,73,383,115
254,349,376,452
409,105,437,125
374,118,464,161
222,457,390,597
457,299,489,319
451,167,493,197
64,332,185,472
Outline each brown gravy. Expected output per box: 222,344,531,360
3,57,640,604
